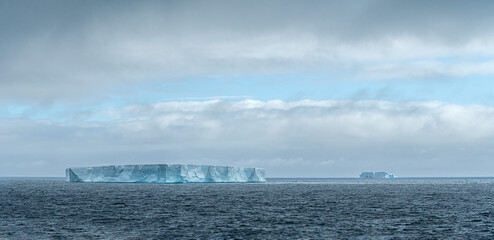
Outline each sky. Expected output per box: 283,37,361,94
2,0,494,177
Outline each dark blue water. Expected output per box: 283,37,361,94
2,178,494,239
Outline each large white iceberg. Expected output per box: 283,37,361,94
66,164,266,183
360,172,397,179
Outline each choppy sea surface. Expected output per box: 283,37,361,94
2,177,494,239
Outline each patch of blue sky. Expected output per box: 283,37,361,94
85,73,494,115
134,74,494,105
0,103,29,119
2,73,494,121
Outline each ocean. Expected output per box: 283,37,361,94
1,178,494,239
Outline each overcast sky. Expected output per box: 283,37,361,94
2,0,494,177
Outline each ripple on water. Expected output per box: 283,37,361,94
1,178,494,239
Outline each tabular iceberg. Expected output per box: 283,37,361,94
66,164,266,183
360,172,397,179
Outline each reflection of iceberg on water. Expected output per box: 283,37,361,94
360,172,397,179
66,164,266,183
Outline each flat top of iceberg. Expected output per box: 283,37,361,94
71,163,250,169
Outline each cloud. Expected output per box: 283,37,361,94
2,0,494,102
3,1,494,178
2,99,494,177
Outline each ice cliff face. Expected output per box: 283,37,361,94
66,164,266,183
360,172,397,179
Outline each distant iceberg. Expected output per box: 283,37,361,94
66,164,266,183
360,172,397,179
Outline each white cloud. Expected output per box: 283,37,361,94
2,100,494,177
107,100,494,142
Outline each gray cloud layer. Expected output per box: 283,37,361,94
3,1,494,177
2,100,494,177
2,0,494,102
